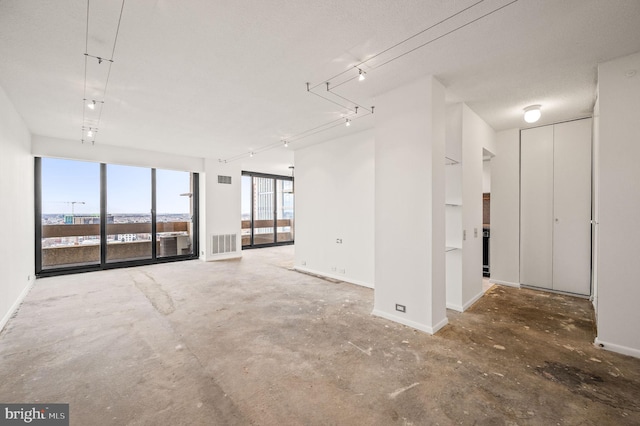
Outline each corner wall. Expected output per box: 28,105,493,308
0,86,34,331
294,129,375,287
460,104,496,308
595,51,640,358
373,75,447,333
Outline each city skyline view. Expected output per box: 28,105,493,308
41,158,192,215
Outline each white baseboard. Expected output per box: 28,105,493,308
292,266,374,289
371,309,448,334
202,251,242,262
446,303,463,312
447,290,484,312
0,279,34,333
490,279,521,288
594,338,640,359
464,290,484,310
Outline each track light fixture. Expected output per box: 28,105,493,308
358,68,365,81
87,128,93,137
345,119,351,127
523,105,541,123
249,152,254,158
88,100,96,110
283,140,289,148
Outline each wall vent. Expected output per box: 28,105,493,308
211,234,237,254
218,175,232,184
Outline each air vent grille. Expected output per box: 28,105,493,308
211,234,237,254
218,175,232,184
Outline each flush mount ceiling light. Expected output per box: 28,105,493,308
523,105,541,123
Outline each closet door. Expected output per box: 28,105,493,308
553,118,592,295
520,125,554,289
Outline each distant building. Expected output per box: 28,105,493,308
64,214,114,224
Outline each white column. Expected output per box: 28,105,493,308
372,75,447,334
595,51,640,358
199,158,242,261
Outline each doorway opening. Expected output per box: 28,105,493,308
482,148,494,292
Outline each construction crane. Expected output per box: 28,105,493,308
65,201,85,217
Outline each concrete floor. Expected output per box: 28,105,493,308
1,246,639,425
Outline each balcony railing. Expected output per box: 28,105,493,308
241,219,293,246
41,221,192,268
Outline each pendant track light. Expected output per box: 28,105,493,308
358,68,365,81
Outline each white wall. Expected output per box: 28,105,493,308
490,129,521,287
32,135,204,172
461,105,496,307
0,86,34,331
200,159,242,261
373,75,447,333
294,129,374,287
482,160,491,193
595,51,640,358
591,92,600,315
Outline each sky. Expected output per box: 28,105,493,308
41,158,191,215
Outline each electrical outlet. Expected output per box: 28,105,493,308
336,238,343,244
474,228,478,238
338,268,345,274
331,266,336,272
395,304,406,313
301,260,306,266
463,230,466,241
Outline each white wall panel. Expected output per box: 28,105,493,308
553,119,592,295
520,125,554,289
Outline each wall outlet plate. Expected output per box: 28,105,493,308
395,304,406,313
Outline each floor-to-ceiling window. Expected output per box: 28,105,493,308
241,171,294,248
106,164,153,263
35,157,199,276
156,169,195,257
39,158,102,269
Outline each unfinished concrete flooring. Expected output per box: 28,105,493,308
1,246,639,425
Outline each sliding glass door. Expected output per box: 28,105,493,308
35,157,199,276
241,171,294,248
156,169,194,257
40,158,101,270
106,164,152,263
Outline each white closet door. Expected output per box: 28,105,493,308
553,118,592,295
520,125,554,289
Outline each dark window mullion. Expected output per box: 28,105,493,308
100,163,107,266
34,157,42,274
151,168,157,260
250,177,255,246
273,178,278,244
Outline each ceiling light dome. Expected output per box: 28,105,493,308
524,105,541,123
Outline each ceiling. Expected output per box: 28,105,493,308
1,0,640,174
